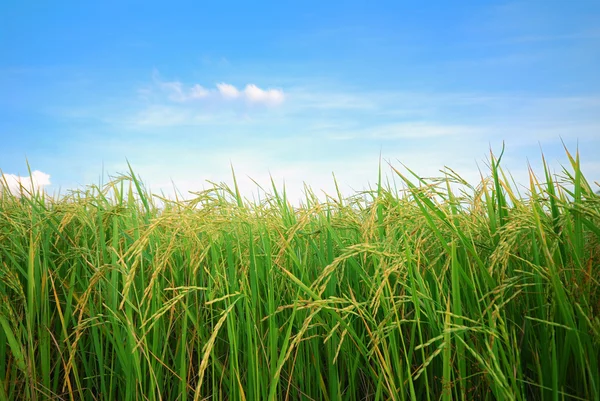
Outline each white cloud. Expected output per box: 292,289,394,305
151,73,285,106
244,84,285,105
1,170,51,196
157,79,210,102
189,84,210,99
216,83,241,99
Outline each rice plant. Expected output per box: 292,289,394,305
0,148,599,400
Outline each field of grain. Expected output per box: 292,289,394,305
1,149,599,401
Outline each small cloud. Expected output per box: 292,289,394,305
151,72,285,106
1,170,51,196
157,79,210,102
244,84,285,106
158,80,186,102
216,83,240,99
189,84,210,99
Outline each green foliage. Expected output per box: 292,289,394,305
0,150,599,400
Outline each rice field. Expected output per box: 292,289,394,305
1,148,599,401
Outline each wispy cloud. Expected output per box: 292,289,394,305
152,71,285,106
156,79,211,102
507,30,600,44
130,105,203,127
328,122,484,140
1,171,51,195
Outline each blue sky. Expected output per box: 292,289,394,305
1,1,599,200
